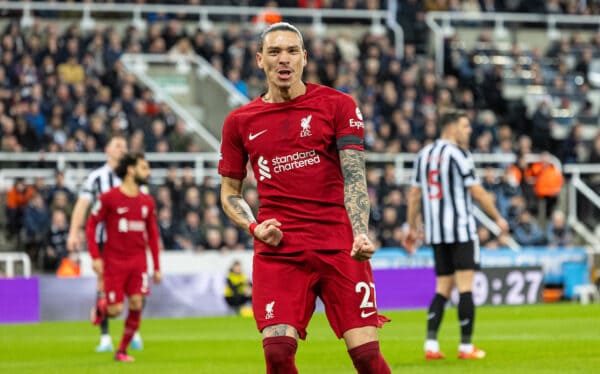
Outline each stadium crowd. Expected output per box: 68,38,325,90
1,1,599,273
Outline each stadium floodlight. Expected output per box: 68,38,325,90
370,20,386,37
494,20,509,40
132,7,147,32
80,5,96,32
20,3,34,29
311,15,327,38
199,13,213,33
547,19,561,41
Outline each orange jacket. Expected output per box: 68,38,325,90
5,186,35,209
525,162,564,198
56,257,81,278
252,7,282,24
507,164,523,185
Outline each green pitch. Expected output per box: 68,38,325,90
1,303,598,373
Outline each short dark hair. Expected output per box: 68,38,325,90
438,109,467,130
115,152,145,180
257,22,305,52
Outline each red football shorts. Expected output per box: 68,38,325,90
252,249,381,339
103,262,150,305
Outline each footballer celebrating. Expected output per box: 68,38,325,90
219,22,391,373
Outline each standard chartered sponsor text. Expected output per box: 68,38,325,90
272,149,321,173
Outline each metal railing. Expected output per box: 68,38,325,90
0,252,32,278
0,151,574,252
425,11,600,77
0,152,221,190
120,53,242,152
0,151,563,187
565,164,600,250
3,1,402,58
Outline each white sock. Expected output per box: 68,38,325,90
424,339,440,352
459,343,473,353
100,334,112,344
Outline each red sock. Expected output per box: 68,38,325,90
262,336,298,374
118,309,141,352
348,341,391,374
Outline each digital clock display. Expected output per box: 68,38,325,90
449,267,544,306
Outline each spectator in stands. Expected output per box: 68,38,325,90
382,226,405,248
175,210,204,251
378,205,399,247
477,226,499,249
146,118,168,151
49,190,73,219
128,100,151,135
561,123,590,164
40,209,69,272
25,101,46,140
15,116,39,151
23,193,50,263
204,227,224,251
44,174,72,208
506,195,526,230
167,119,192,152
531,100,554,153
481,166,501,195
227,68,248,97
181,185,202,218
221,226,246,251
157,206,179,250
168,37,195,59
513,210,545,246
57,55,84,84
546,210,573,248
525,153,564,219
495,167,522,219
5,177,35,239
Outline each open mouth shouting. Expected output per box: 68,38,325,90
277,68,292,80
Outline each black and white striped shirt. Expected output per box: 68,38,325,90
79,163,121,242
412,140,479,245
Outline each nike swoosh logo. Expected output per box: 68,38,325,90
117,208,129,214
249,129,268,141
459,319,470,326
361,311,376,318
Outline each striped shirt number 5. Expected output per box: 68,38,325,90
427,170,442,200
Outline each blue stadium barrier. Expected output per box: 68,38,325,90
562,262,590,299
373,247,588,285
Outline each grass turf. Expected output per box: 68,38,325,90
1,303,598,373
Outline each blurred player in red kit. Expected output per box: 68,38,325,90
219,22,391,373
86,153,161,362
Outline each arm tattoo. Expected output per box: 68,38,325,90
339,149,369,235
226,195,256,223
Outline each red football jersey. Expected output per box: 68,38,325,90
219,83,365,253
86,187,160,271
